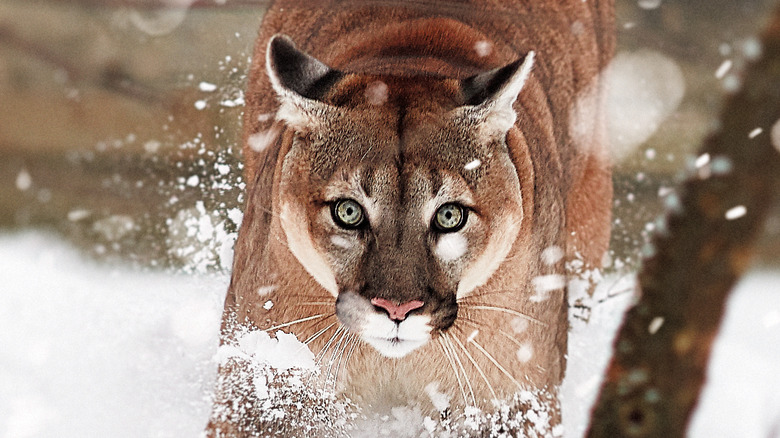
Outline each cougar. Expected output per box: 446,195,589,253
207,0,614,435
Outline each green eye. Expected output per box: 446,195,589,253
433,203,467,232
332,199,365,228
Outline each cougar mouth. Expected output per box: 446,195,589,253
363,333,429,358
336,290,433,358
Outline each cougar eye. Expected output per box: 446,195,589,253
332,199,365,228
432,203,467,232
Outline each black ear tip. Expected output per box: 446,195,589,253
269,34,294,48
265,33,343,101
461,53,531,106
268,34,296,60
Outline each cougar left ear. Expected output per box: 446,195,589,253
266,34,343,128
456,51,535,133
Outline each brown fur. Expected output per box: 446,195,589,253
207,0,614,436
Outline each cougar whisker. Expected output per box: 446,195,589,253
450,331,497,400
456,317,526,349
462,305,548,327
316,326,345,365
333,333,358,392
437,337,468,406
304,322,338,345
442,333,476,406
262,313,329,332
251,202,283,220
456,288,521,302
468,336,523,390
325,329,350,383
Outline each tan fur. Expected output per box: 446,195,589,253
208,1,614,435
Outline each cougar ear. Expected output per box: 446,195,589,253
266,34,343,128
456,51,535,133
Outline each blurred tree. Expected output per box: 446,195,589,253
587,4,780,437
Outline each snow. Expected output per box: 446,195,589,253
710,156,734,175
637,0,662,10
688,272,780,438
256,285,277,296
424,382,451,412
725,205,747,220
198,82,218,93
541,245,565,266
530,274,566,302
771,119,780,153
604,51,685,162
230,330,315,371
219,95,245,108
166,202,234,273
722,74,742,93
0,232,227,438
364,81,389,106
742,38,764,61
123,0,194,37
226,208,243,227
0,231,778,437
216,164,231,176
561,273,638,437
647,316,664,334
331,235,353,248
127,0,196,37
510,317,529,334
143,140,161,153
352,405,429,438
464,159,481,170
15,169,32,191
749,127,763,139
66,209,91,222
715,59,733,79
695,152,711,168
247,126,281,152
92,215,135,241
474,41,492,58
515,343,534,363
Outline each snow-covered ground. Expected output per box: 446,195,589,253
0,231,778,437
0,232,227,438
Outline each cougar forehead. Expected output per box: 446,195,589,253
289,74,522,195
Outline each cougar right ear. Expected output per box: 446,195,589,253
454,51,535,135
266,34,343,128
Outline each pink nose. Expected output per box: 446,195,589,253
370,298,425,321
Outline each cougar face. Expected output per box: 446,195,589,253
269,36,530,358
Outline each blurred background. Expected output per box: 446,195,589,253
1,0,778,273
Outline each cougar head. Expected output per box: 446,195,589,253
266,35,533,358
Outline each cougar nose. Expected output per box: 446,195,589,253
370,298,424,322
